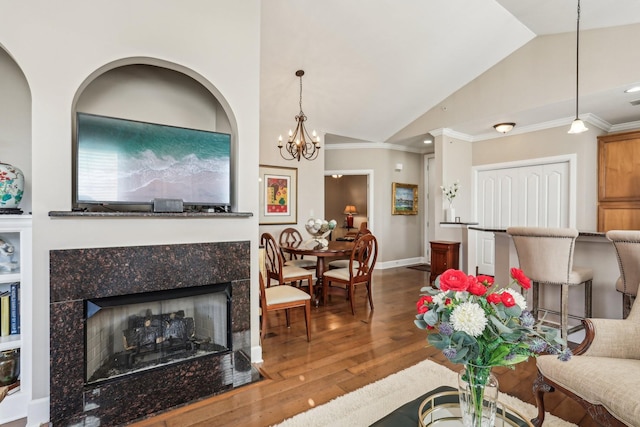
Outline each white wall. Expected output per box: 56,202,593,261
0,1,261,407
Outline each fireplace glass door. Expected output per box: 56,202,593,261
84,283,231,384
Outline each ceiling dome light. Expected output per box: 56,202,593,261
493,123,515,134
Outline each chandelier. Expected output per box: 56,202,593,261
568,0,588,134
278,70,321,161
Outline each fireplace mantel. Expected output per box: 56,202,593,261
48,210,253,218
49,241,255,426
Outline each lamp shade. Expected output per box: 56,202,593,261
343,205,357,215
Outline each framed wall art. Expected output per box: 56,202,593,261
392,182,418,215
259,164,298,225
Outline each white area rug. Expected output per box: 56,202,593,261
273,359,576,427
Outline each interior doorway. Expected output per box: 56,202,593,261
324,169,374,240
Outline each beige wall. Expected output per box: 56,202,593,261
391,23,640,142
0,0,261,404
324,175,368,239
325,147,423,265
472,125,601,230
0,48,31,215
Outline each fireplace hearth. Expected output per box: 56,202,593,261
50,241,257,426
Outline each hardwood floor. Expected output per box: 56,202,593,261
131,267,597,427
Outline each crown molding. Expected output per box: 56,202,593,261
324,141,427,154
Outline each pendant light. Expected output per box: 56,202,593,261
568,0,588,134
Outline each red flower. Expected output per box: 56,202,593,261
439,269,470,292
467,279,488,296
501,291,516,307
487,293,502,304
511,268,531,289
416,295,433,314
476,275,495,287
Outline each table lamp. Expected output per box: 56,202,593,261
343,205,357,228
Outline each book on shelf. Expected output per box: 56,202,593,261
0,290,9,336
10,282,20,335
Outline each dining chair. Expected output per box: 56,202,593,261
322,233,378,315
260,232,315,295
278,227,316,269
259,270,311,342
328,228,372,269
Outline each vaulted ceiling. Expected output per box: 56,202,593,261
260,0,640,150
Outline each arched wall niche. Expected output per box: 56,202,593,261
71,57,239,211
0,45,32,214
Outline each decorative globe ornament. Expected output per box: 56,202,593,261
304,218,337,249
0,161,24,213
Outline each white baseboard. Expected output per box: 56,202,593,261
251,345,263,364
376,257,426,270
27,396,49,427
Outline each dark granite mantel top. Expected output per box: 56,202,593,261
48,210,253,218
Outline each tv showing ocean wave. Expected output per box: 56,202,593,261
76,113,231,206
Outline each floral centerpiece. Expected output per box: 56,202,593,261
415,268,571,426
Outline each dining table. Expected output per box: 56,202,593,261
280,239,354,304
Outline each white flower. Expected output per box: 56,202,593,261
450,301,488,337
432,292,447,306
510,290,527,310
440,182,460,204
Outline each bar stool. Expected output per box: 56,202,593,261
506,226,593,342
605,230,640,319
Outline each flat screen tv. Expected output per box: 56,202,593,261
75,112,231,211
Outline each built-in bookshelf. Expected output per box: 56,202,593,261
0,215,32,425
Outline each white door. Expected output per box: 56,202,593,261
475,160,570,275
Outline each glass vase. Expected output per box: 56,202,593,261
458,364,499,427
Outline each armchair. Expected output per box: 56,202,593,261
532,298,640,426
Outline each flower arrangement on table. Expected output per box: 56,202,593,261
414,268,571,426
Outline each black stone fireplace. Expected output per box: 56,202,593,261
50,241,257,426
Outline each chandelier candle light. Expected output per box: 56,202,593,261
415,269,571,427
278,70,321,161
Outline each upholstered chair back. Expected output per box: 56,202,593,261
606,230,640,298
507,227,579,285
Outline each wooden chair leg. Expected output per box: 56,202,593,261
532,281,539,320
560,285,569,342
285,308,291,327
367,280,374,311
260,310,267,341
623,294,634,319
304,300,311,342
585,279,593,318
531,373,554,427
349,284,356,315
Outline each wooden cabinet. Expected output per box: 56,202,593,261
429,240,460,284
598,130,640,231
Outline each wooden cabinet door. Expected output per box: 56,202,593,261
598,130,640,231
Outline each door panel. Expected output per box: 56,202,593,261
475,161,570,275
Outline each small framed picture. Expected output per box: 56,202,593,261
392,182,418,215
259,164,298,225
